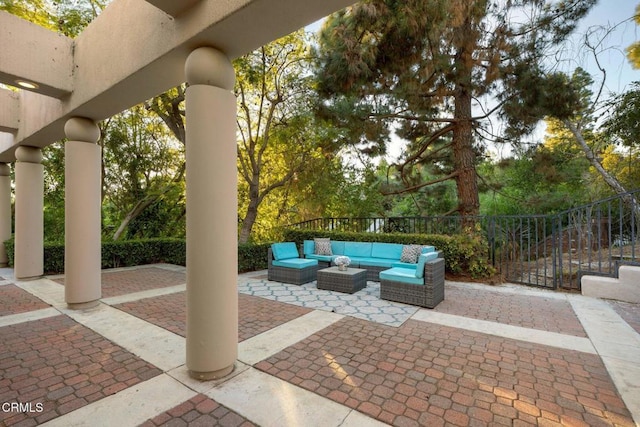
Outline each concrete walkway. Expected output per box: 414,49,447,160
1,265,639,426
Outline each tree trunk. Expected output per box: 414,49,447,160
112,196,157,240
564,120,640,219
452,21,480,225
239,179,260,244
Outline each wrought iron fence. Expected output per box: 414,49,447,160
290,190,640,290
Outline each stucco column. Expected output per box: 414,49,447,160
185,47,238,380
14,146,43,279
0,163,11,267
64,117,102,308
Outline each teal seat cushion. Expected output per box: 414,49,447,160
272,258,318,269
306,254,334,263
358,257,395,268
271,242,300,260
371,242,404,260
379,267,424,285
415,252,439,278
391,261,418,269
344,242,372,257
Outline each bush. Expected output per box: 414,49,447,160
2,237,271,275
283,228,495,279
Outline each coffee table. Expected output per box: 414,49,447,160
317,266,367,294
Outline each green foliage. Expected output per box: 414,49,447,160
282,228,494,278
238,243,271,273
235,30,344,243
602,82,640,147
3,237,272,274
315,0,595,218
626,5,640,69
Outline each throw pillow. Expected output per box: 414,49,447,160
314,238,333,255
400,244,421,263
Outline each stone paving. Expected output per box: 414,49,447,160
0,314,161,426
256,317,629,426
1,264,639,426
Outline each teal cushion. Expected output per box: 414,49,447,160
305,254,334,263
358,257,395,268
330,240,345,255
415,252,439,278
371,243,404,260
303,240,315,255
271,242,299,260
421,245,436,254
391,261,418,269
272,258,318,269
379,267,424,285
344,242,372,257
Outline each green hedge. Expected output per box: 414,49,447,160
2,230,495,279
3,238,271,275
283,229,495,279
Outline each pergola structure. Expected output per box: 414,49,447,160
0,0,354,380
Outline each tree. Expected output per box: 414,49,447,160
102,105,185,240
0,0,108,36
315,0,595,222
235,30,333,243
626,4,640,68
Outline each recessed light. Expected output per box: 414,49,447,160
15,80,39,89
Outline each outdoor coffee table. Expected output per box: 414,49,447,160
317,266,367,294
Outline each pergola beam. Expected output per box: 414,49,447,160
144,0,204,17
0,0,354,162
0,12,74,99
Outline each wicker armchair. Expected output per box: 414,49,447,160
267,246,319,285
379,258,445,308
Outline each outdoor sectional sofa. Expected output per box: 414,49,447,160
303,239,441,281
303,238,445,308
268,239,445,308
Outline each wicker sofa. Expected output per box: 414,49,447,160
268,242,319,285
302,239,441,281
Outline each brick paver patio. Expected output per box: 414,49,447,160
434,285,587,337
0,285,50,316
113,292,312,341
256,317,632,426
1,264,639,426
0,315,161,426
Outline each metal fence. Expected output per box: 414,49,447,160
290,190,640,290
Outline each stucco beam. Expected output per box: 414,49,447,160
144,0,204,17
3,0,354,161
0,12,74,99
0,89,19,133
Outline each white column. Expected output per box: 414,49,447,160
14,146,43,279
64,117,102,308
185,47,238,380
0,163,11,267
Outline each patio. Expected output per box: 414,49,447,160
1,264,639,426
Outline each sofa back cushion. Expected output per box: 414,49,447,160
303,240,315,255
344,241,372,257
331,240,345,255
271,242,300,260
371,242,404,260
415,252,439,278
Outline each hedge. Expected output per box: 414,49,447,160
283,229,495,279
3,238,271,275
2,229,495,279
